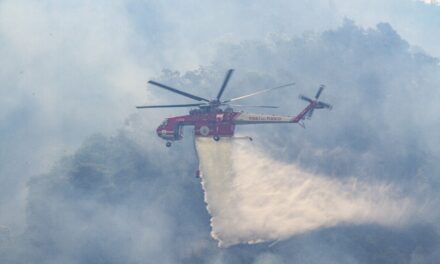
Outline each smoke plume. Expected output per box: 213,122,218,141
2,19,440,263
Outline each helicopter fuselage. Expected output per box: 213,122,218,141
156,111,236,141
156,104,314,143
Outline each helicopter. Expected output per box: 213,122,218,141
137,69,332,147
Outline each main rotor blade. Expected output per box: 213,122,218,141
225,82,295,103
148,80,210,102
229,104,279,108
315,85,325,99
216,69,234,100
136,103,204,109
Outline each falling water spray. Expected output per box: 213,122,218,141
195,137,414,247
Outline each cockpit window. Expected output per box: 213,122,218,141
161,119,168,126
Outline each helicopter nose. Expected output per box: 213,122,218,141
157,126,168,138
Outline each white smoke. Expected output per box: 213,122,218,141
418,0,440,6
195,137,415,247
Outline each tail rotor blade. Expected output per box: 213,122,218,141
307,108,315,119
217,69,234,100
315,85,325,99
299,95,313,103
318,101,333,110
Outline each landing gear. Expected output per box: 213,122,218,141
166,141,172,147
213,136,220,141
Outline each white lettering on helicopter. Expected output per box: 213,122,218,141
234,113,292,122
247,116,283,121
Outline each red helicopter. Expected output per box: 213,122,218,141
137,69,332,147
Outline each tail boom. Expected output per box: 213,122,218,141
232,85,331,126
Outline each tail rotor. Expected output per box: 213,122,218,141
299,84,332,120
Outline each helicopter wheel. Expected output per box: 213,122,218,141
213,136,220,141
166,142,172,147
